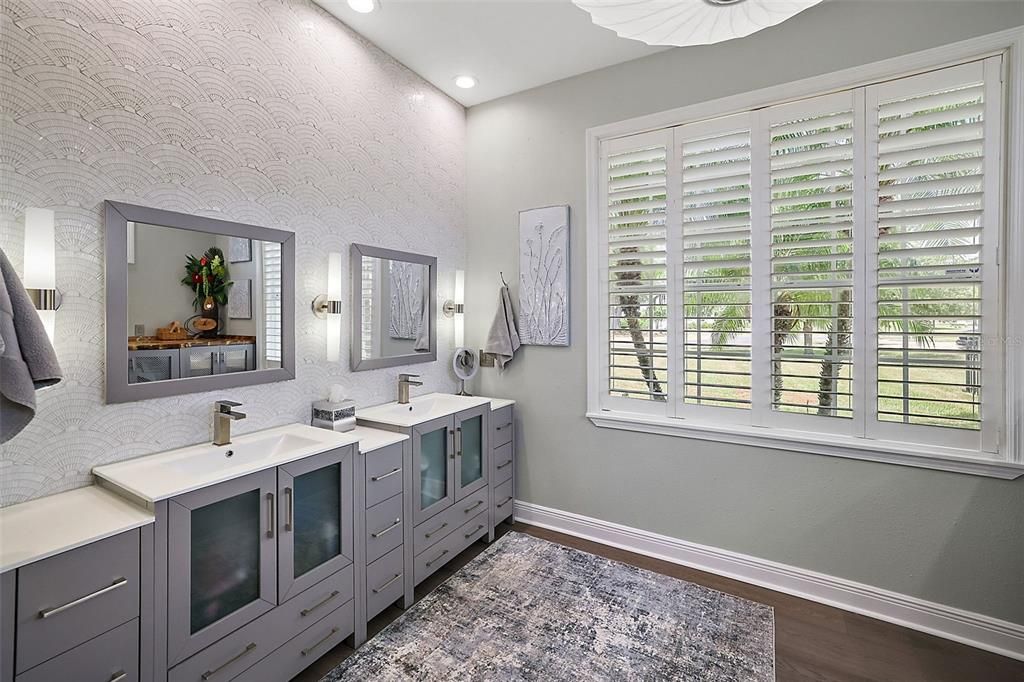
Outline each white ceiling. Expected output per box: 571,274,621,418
314,0,671,107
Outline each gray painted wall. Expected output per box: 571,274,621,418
465,1,1024,623
126,224,212,336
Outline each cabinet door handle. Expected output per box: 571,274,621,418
424,521,447,538
301,627,339,657
109,672,128,682
301,590,340,617
496,460,512,470
497,496,513,508
372,573,403,593
371,518,401,538
39,578,128,619
266,492,275,538
465,524,485,539
425,549,449,567
371,467,402,482
284,486,294,532
464,499,484,514
202,642,256,679
448,428,455,459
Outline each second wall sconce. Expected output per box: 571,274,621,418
442,269,465,347
313,252,343,362
24,207,61,342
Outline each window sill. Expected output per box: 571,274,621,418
586,411,1024,479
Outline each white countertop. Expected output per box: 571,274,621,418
93,423,361,503
490,397,516,410
350,426,409,453
0,486,154,574
358,392,516,428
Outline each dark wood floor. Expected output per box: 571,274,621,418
294,522,1023,682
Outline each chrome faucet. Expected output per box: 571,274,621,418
213,400,246,446
397,374,422,404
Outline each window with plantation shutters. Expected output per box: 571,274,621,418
589,52,1015,472
262,241,282,365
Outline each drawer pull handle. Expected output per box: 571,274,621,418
266,492,275,538
371,467,402,482
371,518,402,538
39,578,128,619
202,642,256,679
497,496,513,508
464,499,484,513
301,590,340,617
496,460,512,470
465,524,484,539
496,423,511,431
425,549,449,567
285,486,294,532
301,627,339,657
372,572,403,593
424,522,447,538
109,671,128,682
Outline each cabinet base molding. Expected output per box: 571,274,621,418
513,500,1024,663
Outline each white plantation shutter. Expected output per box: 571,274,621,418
601,131,671,406
262,241,282,364
766,93,857,424
866,58,1002,452
677,115,753,412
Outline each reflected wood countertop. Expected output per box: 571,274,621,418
127,335,257,351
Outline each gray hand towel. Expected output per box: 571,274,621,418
0,248,63,443
484,285,520,370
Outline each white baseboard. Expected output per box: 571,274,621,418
513,500,1024,662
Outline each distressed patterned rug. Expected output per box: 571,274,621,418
322,532,774,681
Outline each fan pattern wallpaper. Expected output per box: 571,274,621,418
0,0,466,505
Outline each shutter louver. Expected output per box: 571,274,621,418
606,139,669,401
769,99,855,419
680,123,752,408
873,67,988,431
262,241,282,363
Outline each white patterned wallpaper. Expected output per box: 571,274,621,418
0,0,466,506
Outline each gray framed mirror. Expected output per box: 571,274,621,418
104,200,295,403
351,243,437,371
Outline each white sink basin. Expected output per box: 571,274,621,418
165,433,321,477
358,393,493,428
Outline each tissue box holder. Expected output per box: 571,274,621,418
312,399,356,432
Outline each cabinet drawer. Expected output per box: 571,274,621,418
413,486,487,555
16,529,140,673
365,493,404,564
169,565,352,682
366,545,404,621
16,618,139,682
491,406,513,447
231,600,353,682
493,478,514,524
364,443,404,509
414,510,488,586
492,442,513,485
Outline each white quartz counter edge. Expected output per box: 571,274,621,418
350,426,409,453
489,397,515,411
0,486,154,574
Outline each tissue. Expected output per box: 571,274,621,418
329,383,346,403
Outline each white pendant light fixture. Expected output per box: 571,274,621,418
573,0,824,47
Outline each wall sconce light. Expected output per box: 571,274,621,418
24,208,60,342
443,269,465,347
312,252,343,362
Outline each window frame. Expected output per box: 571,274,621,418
585,28,1024,479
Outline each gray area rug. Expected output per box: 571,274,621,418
323,532,774,681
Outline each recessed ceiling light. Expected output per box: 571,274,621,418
347,0,376,13
454,75,477,89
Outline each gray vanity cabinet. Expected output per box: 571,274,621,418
128,349,181,384
412,415,456,525
166,469,278,665
454,404,489,502
181,344,256,378
278,448,354,602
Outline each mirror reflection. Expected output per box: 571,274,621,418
126,223,282,384
358,255,430,362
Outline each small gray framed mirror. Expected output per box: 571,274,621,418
104,200,296,403
351,243,437,371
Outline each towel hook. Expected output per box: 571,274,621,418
500,271,508,287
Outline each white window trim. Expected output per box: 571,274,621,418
585,28,1024,479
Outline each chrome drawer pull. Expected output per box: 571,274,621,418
371,467,402,482
464,499,484,513
266,492,275,538
497,496,513,508
465,524,484,539
425,549,448,567
109,671,127,682
201,642,256,679
39,578,128,619
372,572,403,593
496,423,511,431
301,590,340,617
371,518,401,538
424,522,447,538
301,627,339,657
496,460,512,470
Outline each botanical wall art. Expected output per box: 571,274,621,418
519,205,570,346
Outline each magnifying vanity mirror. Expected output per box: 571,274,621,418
350,243,437,371
104,201,295,403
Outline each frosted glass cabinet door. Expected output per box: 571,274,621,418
183,347,218,378
455,404,489,501
221,344,256,374
166,469,277,665
412,415,454,524
278,445,354,602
